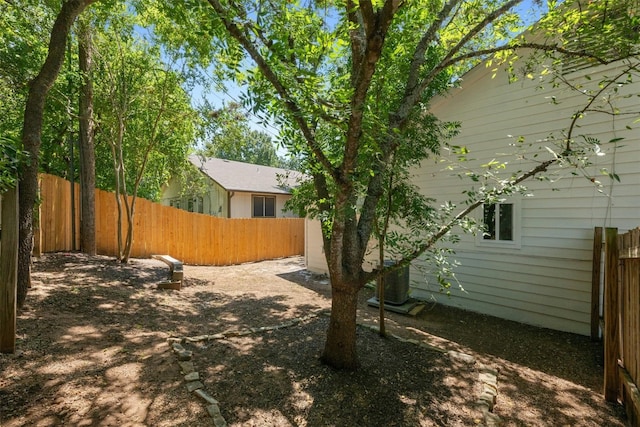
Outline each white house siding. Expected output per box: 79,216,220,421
410,60,640,335
230,192,295,218
305,219,328,274
161,176,228,217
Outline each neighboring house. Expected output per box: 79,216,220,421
161,155,302,218
306,54,640,336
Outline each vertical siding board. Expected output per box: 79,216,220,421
591,227,603,340
224,217,230,264
74,180,81,250
143,197,153,257
104,189,117,256
40,175,50,251
604,228,620,402
219,216,226,265
245,219,255,263
130,197,140,258
149,200,157,256
238,219,246,264
94,187,103,254
194,214,202,264
236,219,245,263
138,198,149,258
201,214,209,265
214,217,224,265
232,219,240,264
47,174,57,251
191,213,199,264
244,219,251,262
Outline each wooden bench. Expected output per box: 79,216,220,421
152,254,184,290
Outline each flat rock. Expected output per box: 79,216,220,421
207,403,222,417
448,350,476,364
212,413,227,427
177,349,193,361
195,389,218,405
178,361,195,374
184,372,200,382
186,380,204,392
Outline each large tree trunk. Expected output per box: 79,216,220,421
18,0,96,307
78,17,96,255
321,282,360,370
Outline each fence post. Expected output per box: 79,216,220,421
0,186,19,354
604,227,620,402
591,227,603,341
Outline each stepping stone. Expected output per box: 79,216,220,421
178,361,195,374
184,372,200,381
186,380,204,392
195,389,219,405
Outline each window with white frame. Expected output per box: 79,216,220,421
253,195,276,218
478,200,521,248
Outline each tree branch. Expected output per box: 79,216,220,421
395,0,524,123
401,0,461,106
342,0,401,186
206,0,340,183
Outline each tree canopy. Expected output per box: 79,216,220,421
198,101,285,167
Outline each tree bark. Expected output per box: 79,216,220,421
321,283,360,370
78,17,96,255
18,0,96,307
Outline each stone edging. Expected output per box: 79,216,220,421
166,311,327,425
167,311,501,426
476,364,501,426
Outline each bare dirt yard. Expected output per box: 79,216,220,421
0,252,627,426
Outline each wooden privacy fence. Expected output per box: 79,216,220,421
593,227,640,426
37,173,305,265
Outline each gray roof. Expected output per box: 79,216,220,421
188,155,302,195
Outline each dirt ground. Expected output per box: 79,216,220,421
0,252,627,426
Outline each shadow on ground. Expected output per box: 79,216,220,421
0,253,627,427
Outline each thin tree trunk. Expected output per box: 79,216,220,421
78,17,96,255
111,132,124,262
18,0,96,308
377,245,386,337
117,132,131,263
321,283,360,369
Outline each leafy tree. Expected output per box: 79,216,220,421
199,101,284,167
92,8,197,262
192,0,640,369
